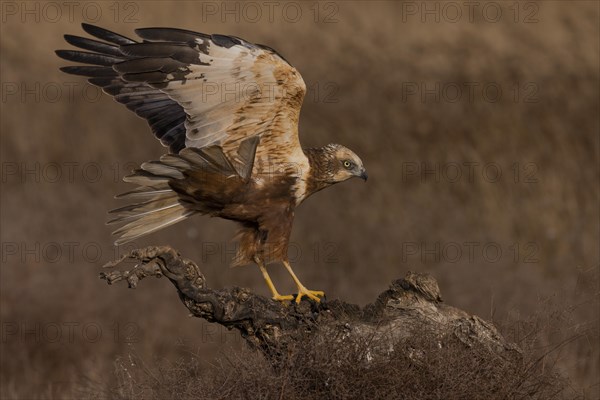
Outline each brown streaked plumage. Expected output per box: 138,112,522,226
57,24,367,303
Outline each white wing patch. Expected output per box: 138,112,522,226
58,24,308,181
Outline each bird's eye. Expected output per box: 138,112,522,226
343,160,353,169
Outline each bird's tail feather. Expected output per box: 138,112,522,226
108,162,195,245
108,137,260,245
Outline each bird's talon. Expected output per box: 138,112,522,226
272,294,294,302
295,287,325,303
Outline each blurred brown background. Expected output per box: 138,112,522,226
1,1,598,398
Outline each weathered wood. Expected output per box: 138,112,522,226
101,246,522,364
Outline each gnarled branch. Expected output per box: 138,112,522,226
101,246,521,364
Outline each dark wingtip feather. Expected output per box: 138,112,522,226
81,23,137,45
60,65,118,77
63,34,123,57
81,22,94,31
55,49,123,66
135,27,210,42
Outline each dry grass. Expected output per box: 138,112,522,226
1,1,598,399
86,313,573,400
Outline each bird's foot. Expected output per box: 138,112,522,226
294,286,325,304
272,293,295,302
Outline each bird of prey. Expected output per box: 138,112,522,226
57,24,367,303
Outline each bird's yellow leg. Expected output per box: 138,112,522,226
257,261,293,302
282,260,325,303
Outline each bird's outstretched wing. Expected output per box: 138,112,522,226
57,24,307,173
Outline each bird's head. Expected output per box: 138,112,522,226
321,144,368,183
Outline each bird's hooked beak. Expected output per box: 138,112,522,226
359,168,368,181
